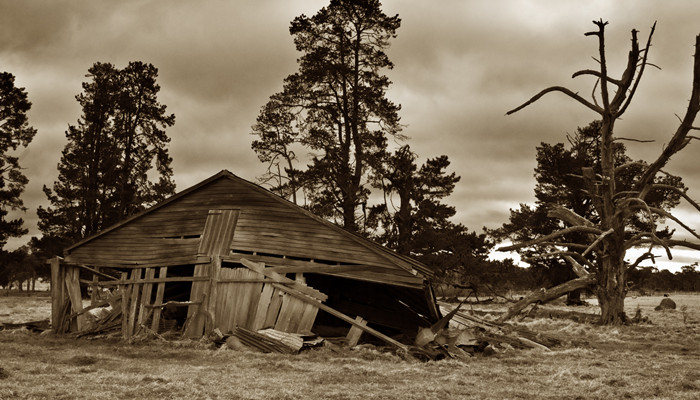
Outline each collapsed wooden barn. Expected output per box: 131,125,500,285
50,170,441,347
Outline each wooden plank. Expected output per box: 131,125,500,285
127,269,142,338
205,256,221,333
274,294,294,332
214,268,233,332
90,270,98,306
65,255,210,268
243,273,264,329
64,265,85,332
283,296,307,333
50,257,65,333
216,268,236,333
150,267,168,332
297,302,319,334
198,209,239,256
232,268,262,329
271,283,409,353
137,268,156,330
81,276,211,286
239,258,327,301
346,316,366,347
263,287,284,328
251,283,275,330
185,263,210,338
120,272,129,338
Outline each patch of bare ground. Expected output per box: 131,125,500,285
0,293,698,399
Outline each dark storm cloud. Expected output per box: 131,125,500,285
1,1,698,270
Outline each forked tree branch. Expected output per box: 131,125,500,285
505,86,604,115
647,183,700,213
571,69,623,86
563,255,592,277
497,225,603,252
582,228,615,256
616,22,657,116
636,34,700,191
547,205,596,227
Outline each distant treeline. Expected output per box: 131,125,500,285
435,262,700,299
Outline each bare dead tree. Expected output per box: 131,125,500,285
501,20,700,324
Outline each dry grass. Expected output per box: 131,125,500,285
1,293,699,399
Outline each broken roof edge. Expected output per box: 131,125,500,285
64,170,434,279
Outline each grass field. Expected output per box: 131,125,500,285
1,292,699,399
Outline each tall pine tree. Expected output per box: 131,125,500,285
38,62,175,250
0,72,36,250
252,0,402,232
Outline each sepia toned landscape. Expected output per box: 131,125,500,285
1,292,699,400
2,1,700,399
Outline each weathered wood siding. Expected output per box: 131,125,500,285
65,174,423,285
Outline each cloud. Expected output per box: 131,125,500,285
2,0,699,271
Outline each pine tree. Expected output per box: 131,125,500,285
38,62,175,249
0,72,36,249
252,0,402,232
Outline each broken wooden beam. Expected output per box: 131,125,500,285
498,275,596,322
270,281,409,353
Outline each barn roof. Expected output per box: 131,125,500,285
65,170,433,285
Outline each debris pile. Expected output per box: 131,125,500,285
406,301,558,361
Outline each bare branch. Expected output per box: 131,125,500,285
647,206,700,240
609,28,641,113
647,183,700,213
582,228,614,256
629,251,656,269
613,137,655,143
563,255,592,277
497,225,603,252
624,232,672,260
591,77,600,107
523,251,595,270
614,161,647,175
582,167,605,215
663,239,700,251
593,19,611,111
506,86,604,116
571,69,622,86
617,22,657,116
636,33,700,190
538,242,589,250
547,205,596,227
497,275,596,322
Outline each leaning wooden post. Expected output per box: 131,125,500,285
50,257,65,334
204,256,222,335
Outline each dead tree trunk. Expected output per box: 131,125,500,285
504,21,700,324
498,275,596,322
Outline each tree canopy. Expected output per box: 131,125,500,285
38,62,175,252
252,0,402,232
496,120,684,292
0,72,36,250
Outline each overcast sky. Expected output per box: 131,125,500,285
2,0,699,271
